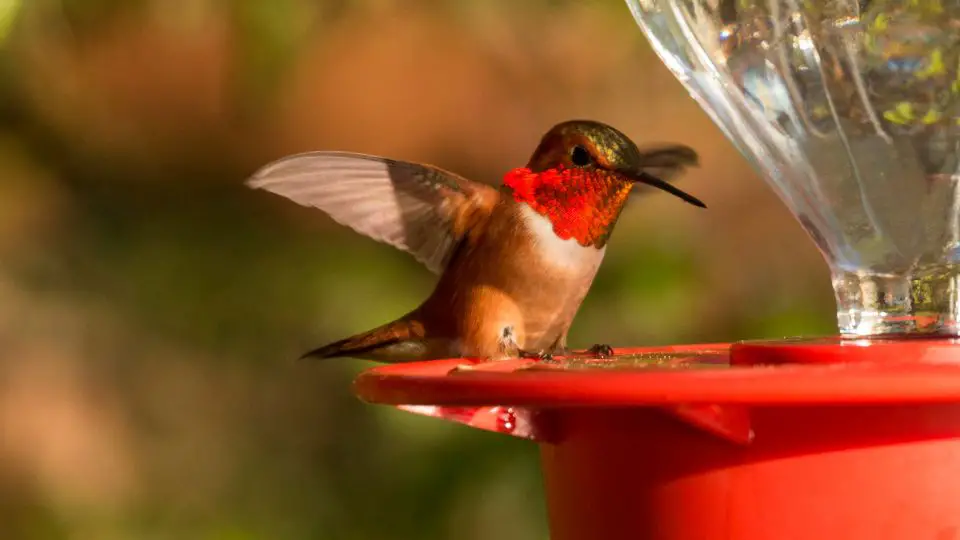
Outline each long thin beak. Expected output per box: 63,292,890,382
627,170,706,208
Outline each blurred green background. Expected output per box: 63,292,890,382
0,1,838,539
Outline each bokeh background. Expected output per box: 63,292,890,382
0,1,838,539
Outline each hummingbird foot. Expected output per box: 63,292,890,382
518,348,554,361
585,343,614,358
448,363,477,374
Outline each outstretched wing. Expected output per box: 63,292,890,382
247,151,499,274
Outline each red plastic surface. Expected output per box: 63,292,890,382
355,344,755,443
539,404,960,540
352,338,960,540
732,335,960,365
354,341,960,407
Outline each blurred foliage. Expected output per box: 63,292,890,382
0,0,19,46
0,0,835,539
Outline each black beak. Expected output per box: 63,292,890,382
626,170,706,208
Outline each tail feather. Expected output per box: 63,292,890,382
301,316,427,362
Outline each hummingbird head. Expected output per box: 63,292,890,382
503,119,704,247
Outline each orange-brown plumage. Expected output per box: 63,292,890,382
247,119,703,362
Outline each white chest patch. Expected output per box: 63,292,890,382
518,204,606,273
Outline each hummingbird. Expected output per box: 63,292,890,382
247,119,704,363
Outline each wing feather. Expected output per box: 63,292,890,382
636,144,699,183
247,151,498,274
629,144,700,199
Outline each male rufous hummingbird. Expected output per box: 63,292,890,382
247,119,704,363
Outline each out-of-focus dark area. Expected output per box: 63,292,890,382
0,1,837,538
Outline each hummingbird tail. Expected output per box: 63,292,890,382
299,316,429,363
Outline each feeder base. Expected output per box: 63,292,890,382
354,340,960,538
540,404,960,540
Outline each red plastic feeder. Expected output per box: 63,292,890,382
355,0,960,536
354,340,960,540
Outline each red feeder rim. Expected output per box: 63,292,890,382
352,338,960,444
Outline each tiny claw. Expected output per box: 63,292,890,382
447,363,477,374
586,344,614,358
519,349,553,361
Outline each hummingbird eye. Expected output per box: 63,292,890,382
570,145,591,167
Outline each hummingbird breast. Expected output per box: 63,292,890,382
421,198,607,359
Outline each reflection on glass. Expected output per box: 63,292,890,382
627,0,960,336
